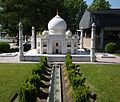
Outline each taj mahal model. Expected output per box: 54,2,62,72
36,14,78,54
19,13,96,62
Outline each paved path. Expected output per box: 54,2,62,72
0,53,120,64
95,53,120,64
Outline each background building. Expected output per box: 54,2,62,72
79,9,120,50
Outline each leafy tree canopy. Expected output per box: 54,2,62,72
89,0,111,10
63,0,87,32
0,0,87,35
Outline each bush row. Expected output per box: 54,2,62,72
65,53,90,102
19,56,48,102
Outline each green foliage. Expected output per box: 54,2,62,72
0,0,87,35
65,53,72,69
32,65,43,76
65,54,90,101
32,56,47,75
0,42,10,53
71,76,86,89
29,74,41,89
89,0,111,10
0,0,62,35
73,86,90,102
105,42,118,53
63,0,87,32
19,81,37,102
40,56,47,67
19,56,48,101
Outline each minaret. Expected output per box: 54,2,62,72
90,23,96,62
31,26,35,49
56,10,58,15
80,27,84,49
19,22,24,61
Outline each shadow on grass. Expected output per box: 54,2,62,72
40,81,49,88
37,90,48,99
41,75,50,81
46,67,52,72
44,70,51,76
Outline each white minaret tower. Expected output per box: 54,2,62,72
19,22,24,61
31,26,35,49
90,23,96,62
80,27,84,49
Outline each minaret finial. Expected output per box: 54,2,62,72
56,10,58,15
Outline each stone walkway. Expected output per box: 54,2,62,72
0,52,120,64
95,53,120,64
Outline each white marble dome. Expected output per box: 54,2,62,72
48,14,67,35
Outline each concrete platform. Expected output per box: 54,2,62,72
23,49,93,62
0,50,120,64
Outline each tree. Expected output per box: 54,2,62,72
63,0,87,32
89,0,111,10
0,0,63,35
0,0,87,35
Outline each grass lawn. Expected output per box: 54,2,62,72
80,64,120,102
0,63,36,102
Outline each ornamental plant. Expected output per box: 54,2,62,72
65,54,91,102
0,42,10,53
65,53,72,69
19,81,37,102
73,86,90,102
105,42,118,53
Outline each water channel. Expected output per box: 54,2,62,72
47,64,62,102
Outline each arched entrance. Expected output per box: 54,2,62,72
52,41,62,54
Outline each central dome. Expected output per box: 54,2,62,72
48,14,67,35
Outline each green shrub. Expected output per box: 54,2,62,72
29,74,41,89
19,81,37,102
71,77,86,89
65,53,72,69
32,66,42,75
68,69,76,81
105,42,118,53
73,86,90,102
65,54,90,101
40,56,48,67
0,42,10,53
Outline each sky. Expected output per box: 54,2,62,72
86,0,120,8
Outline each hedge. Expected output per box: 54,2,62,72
65,54,90,102
0,42,10,53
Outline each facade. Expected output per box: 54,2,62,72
19,14,96,62
36,14,78,54
79,9,120,50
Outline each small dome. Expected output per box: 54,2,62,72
66,30,72,35
48,14,67,35
42,30,48,36
66,30,72,38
